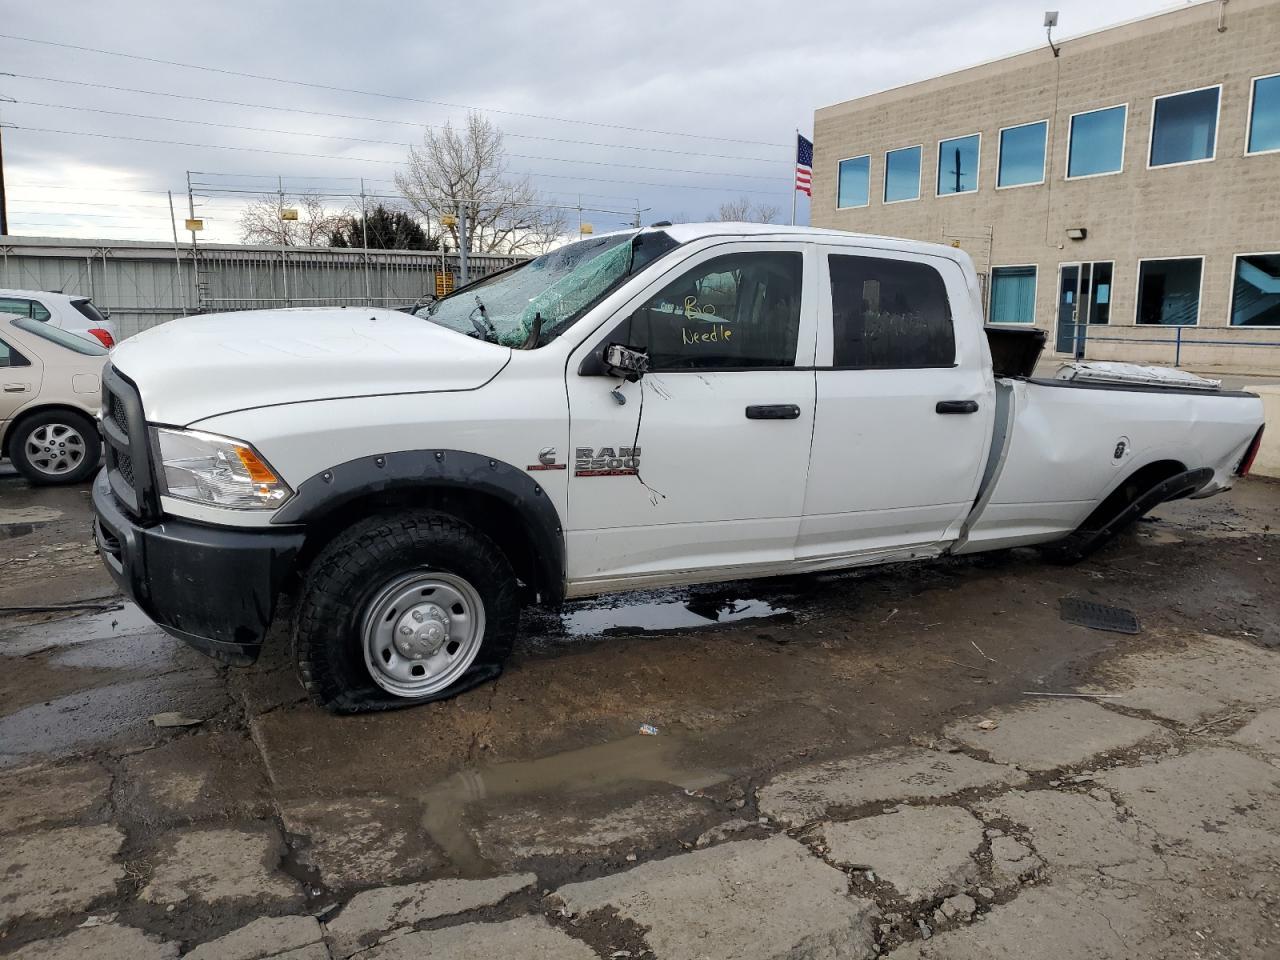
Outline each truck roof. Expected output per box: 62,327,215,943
631,222,971,265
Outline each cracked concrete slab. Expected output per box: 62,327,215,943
280,796,445,890
7,924,178,960
818,805,983,902
354,915,596,959
472,791,713,864
116,732,272,827
943,700,1170,772
0,758,111,833
140,826,299,906
887,883,1171,959
1091,634,1280,725
0,825,125,924
1099,748,1280,860
987,834,1043,889
183,915,324,960
757,747,1028,828
1231,707,1280,757
325,873,535,959
555,835,878,960
982,790,1174,884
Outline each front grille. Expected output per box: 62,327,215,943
101,364,156,520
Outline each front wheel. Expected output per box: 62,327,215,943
293,510,519,713
9,409,101,485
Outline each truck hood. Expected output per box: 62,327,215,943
110,308,511,426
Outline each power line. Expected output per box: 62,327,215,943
1,124,790,197
0,33,787,147
3,72,788,165
5,100,783,180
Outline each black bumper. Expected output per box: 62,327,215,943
92,469,305,665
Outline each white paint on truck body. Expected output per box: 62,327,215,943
107,223,1265,597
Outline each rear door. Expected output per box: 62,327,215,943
797,247,993,562
564,241,817,590
0,334,42,429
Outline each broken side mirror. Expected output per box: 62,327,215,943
604,343,650,382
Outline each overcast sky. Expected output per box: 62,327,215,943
0,0,1184,243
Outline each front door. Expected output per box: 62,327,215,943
564,242,817,592
798,247,993,562
1056,262,1113,355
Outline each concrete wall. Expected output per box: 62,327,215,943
812,0,1280,375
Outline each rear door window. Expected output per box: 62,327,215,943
0,337,29,367
0,297,51,321
827,254,955,368
612,251,803,370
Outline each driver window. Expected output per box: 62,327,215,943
613,251,802,370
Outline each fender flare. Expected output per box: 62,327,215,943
272,449,565,603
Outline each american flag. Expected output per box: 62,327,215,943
795,134,813,197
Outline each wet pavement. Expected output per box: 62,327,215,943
2,464,1280,958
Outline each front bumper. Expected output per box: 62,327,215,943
92,469,305,664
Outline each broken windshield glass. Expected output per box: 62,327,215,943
424,230,678,348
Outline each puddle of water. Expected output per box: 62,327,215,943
0,601,156,657
564,596,790,638
418,733,724,876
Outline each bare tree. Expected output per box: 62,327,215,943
396,114,566,255
710,196,780,224
238,193,348,246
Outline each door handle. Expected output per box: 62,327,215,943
746,404,801,420
3,384,29,393
936,400,979,414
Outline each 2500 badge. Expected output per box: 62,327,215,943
575,446,641,477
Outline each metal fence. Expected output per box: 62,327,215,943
1055,322,1280,369
0,236,522,339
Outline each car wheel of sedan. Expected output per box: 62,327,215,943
293,510,519,713
10,410,101,485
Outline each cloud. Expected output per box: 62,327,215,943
0,0,1180,242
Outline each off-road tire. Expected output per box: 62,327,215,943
294,510,519,713
9,409,101,485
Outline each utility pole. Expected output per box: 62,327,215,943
359,178,371,306
0,113,9,235
167,191,188,315
458,203,469,285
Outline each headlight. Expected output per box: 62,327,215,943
154,428,292,510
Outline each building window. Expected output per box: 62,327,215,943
1149,86,1220,167
1136,258,1202,326
936,134,979,195
1247,74,1280,155
884,146,921,203
1067,104,1126,178
827,254,955,368
837,156,871,208
1231,253,1280,327
997,121,1047,188
989,266,1038,324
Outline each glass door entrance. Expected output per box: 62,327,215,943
1055,262,1113,355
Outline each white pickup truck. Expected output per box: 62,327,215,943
91,224,1266,712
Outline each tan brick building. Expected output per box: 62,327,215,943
811,0,1280,375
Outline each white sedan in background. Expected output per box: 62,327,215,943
0,312,108,484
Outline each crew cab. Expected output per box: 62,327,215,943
90,224,1266,712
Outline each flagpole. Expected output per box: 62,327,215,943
791,128,798,226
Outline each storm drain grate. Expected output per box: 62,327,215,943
1059,597,1141,634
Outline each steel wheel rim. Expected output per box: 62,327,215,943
25,423,87,476
361,570,486,698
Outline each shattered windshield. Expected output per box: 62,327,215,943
423,230,677,348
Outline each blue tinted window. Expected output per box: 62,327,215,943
838,156,870,208
1067,105,1126,177
1150,88,1219,166
1137,259,1201,326
989,266,1037,324
937,135,979,195
998,121,1047,187
1249,75,1280,154
1231,254,1280,326
884,146,921,202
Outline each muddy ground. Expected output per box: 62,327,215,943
1,463,1279,959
